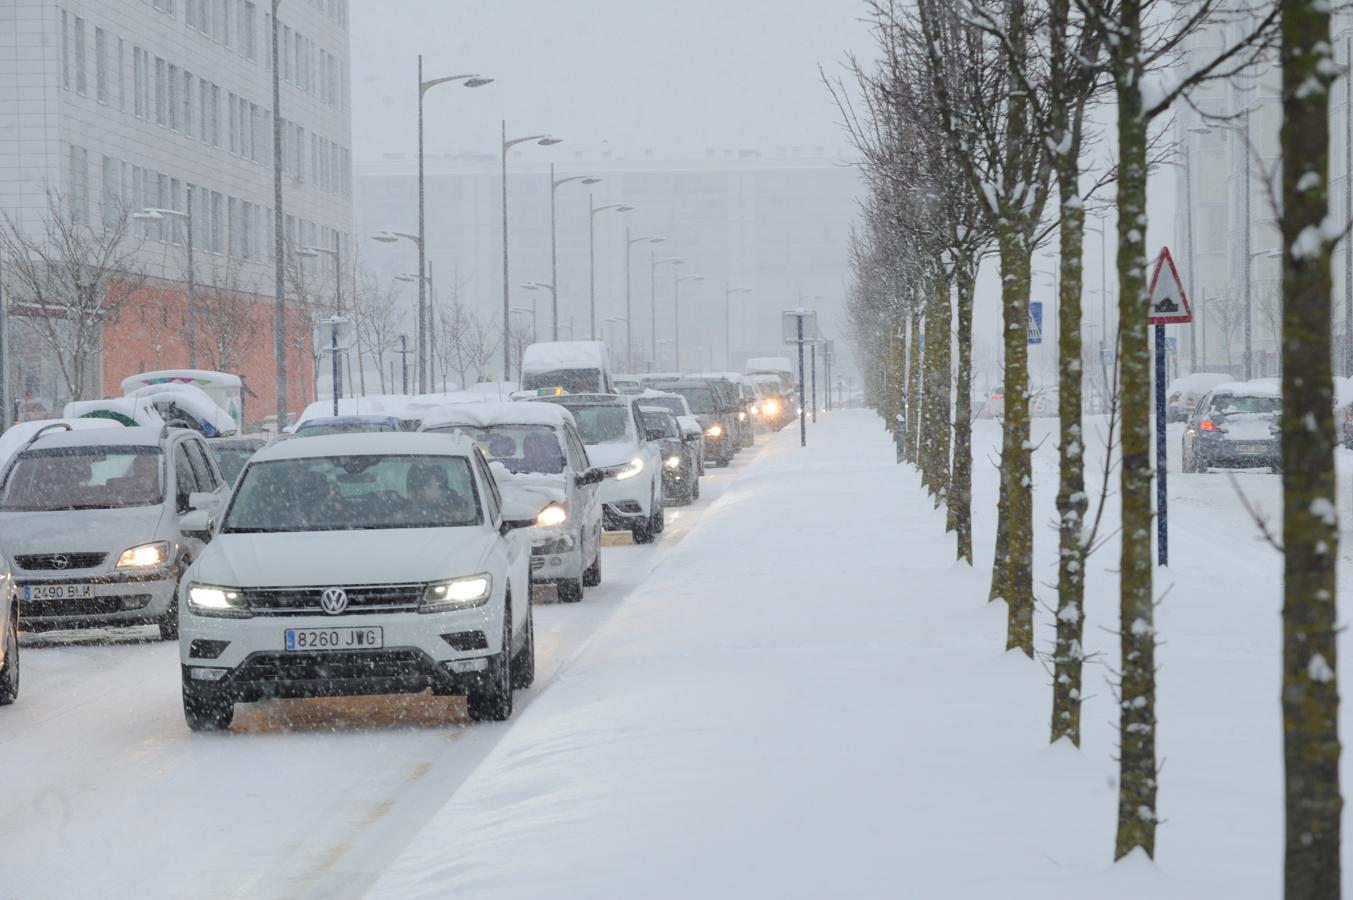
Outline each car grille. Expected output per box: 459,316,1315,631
234,649,430,683
22,594,152,618
241,584,424,616
16,552,108,571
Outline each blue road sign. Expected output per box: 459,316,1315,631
1028,302,1043,345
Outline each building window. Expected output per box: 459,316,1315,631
118,38,126,111
95,28,108,103
101,155,120,228
242,201,253,258
224,0,235,48
74,17,87,95
167,64,180,131
182,71,194,138
155,58,167,126
228,196,241,256
242,2,257,60
210,192,225,253
68,145,88,224
133,49,144,118
212,84,222,147
227,92,238,153
61,11,70,89
153,0,176,15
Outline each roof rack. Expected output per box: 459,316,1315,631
22,422,74,451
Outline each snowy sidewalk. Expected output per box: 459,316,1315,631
365,410,1242,899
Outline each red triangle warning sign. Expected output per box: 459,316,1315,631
1148,246,1192,325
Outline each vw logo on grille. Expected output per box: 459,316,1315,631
319,588,349,615
50,554,70,570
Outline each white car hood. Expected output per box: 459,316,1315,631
585,441,641,469
497,474,567,522
0,505,167,556
193,527,498,588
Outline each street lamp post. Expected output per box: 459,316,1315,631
626,230,664,370
135,206,196,367
550,169,601,340
417,62,492,393
588,198,634,340
651,256,684,370
724,285,752,369
502,123,562,381
271,0,286,430
674,272,704,372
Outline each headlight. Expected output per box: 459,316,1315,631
738,411,747,421
116,541,169,569
764,400,780,415
665,455,682,469
615,457,645,480
705,424,723,438
536,503,568,527
187,583,250,618
420,573,493,613
750,405,761,415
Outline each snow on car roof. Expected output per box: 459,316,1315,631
24,425,169,451
420,401,575,431
520,340,609,372
296,415,402,428
251,431,478,463
1211,381,1281,399
1166,372,1234,396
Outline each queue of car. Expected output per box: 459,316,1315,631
0,344,788,726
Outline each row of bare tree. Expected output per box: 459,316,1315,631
0,188,511,408
834,0,1340,893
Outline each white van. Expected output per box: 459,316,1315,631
520,342,614,395
744,356,796,394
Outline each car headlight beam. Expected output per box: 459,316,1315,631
421,573,493,613
536,503,568,527
116,541,170,569
705,424,723,438
665,455,682,469
187,583,251,618
615,457,645,480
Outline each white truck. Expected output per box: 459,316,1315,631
520,342,615,395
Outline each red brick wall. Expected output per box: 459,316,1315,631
101,284,313,429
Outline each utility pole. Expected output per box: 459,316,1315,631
271,0,287,430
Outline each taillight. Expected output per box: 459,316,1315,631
1200,419,1219,431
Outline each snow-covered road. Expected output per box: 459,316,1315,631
0,434,774,900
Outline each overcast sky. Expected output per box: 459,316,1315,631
349,0,876,163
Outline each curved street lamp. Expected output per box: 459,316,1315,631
549,172,601,339
415,64,492,392
502,123,562,379
588,200,634,340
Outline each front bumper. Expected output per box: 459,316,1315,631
179,600,508,701
17,570,177,630
531,530,585,580
704,432,735,462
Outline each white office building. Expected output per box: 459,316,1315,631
0,0,354,417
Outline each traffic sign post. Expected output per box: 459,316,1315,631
783,309,819,448
319,316,353,416
1147,247,1192,567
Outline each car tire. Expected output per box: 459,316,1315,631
582,544,602,587
632,520,656,544
182,681,233,732
652,497,665,534
158,607,179,641
510,604,535,689
466,601,514,722
557,576,584,603
1181,439,1195,473
0,603,19,706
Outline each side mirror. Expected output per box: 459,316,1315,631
187,491,217,511
180,508,214,543
575,468,605,487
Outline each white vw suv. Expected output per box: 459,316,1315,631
177,432,536,731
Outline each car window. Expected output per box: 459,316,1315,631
472,449,502,523
184,439,220,490
565,405,633,445
0,446,164,511
565,425,590,471
427,424,566,475
174,443,200,511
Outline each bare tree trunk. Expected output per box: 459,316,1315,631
1113,0,1157,856
1050,154,1088,745
925,272,953,509
948,257,976,562
906,304,924,464
1279,2,1342,893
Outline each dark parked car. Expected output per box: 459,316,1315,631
651,381,737,466
1182,383,1282,473
641,406,698,504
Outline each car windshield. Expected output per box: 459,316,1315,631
1210,395,1281,416
211,447,257,484
222,454,480,533
0,445,163,511
564,405,633,444
643,412,679,438
428,424,565,475
521,368,602,394
295,422,398,437
643,397,686,418
662,386,716,414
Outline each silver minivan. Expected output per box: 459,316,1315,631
0,425,228,639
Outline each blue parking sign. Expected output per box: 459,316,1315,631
1028,302,1043,345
